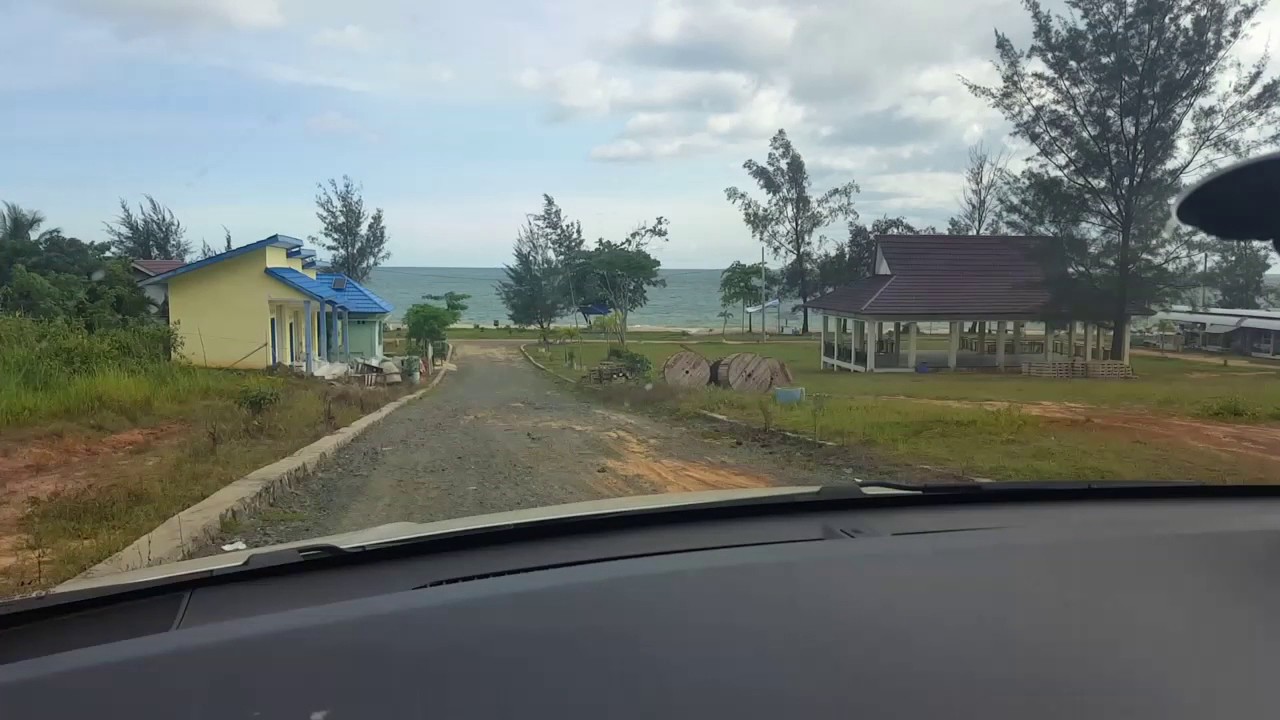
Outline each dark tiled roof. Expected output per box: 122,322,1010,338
806,235,1054,317
132,259,185,275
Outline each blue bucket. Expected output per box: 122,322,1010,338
774,386,806,405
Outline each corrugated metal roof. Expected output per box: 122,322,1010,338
316,273,394,314
140,234,303,286
264,268,347,308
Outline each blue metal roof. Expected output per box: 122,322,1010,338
287,247,317,259
316,273,394,315
264,268,348,309
140,234,303,286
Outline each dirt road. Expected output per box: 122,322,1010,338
215,342,847,550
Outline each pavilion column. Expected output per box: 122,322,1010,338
1068,321,1077,359
1096,325,1104,360
833,316,841,370
867,321,878,372
908,322,918,369
303,300,314,376
893,322,902,365
1044,321,1053,362
820,314,828,369
319,302,329,363
342,309,351,361
977,321,987,355
1084,322,1094,361
1120,317,1131,365
948,321,960,370
1012,321,1023,358
850,319,860,367
995,320,1007,369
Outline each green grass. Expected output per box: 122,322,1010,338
532,340,1280,419
5,379,403,592
526,340,1280,484
677,388,1264,483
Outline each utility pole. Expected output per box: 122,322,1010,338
760,246,767,341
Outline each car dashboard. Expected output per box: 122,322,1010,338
1,488,1279,719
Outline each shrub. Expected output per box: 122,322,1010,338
236,384,281,416
1196,395,1260,420
605,347,652,377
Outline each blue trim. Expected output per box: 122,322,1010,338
265,267,350,309
139,234,303,286
302,258,317,269
287,247,317,259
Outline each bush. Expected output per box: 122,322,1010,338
1196,395,1260,420
605,347,652,377
236,384,281,416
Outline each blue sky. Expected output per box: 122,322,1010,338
4,0,1278,268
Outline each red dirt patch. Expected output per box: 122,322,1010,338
893,396,1280,464
0,425,186,570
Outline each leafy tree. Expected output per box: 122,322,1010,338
311,175,391,282
105,195,190,261
725,129,859,332
947,142,1009,235
423,291,470,315
198,240,216,259
719,261,778,333
497,218,570,342
966,0,1280,356
1,202,58,245
0,265,74,318
403,303,456,353
584,218,669,346
1205,243,1273,309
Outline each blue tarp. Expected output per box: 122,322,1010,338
579,303,611,317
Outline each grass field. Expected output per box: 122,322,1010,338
525,340,1280,484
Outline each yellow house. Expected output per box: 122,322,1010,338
139,234,394,371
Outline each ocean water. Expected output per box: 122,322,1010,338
364,267,803,331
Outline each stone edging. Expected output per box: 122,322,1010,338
71,345,456,582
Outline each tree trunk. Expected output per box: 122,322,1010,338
796,256,810,334
1112,228,1131,358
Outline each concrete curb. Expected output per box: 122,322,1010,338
519,343,578,384
72,345,456,582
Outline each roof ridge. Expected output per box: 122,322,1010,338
860,274,896,311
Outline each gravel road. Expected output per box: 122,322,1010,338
210,341,861,551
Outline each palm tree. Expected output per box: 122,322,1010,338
717,309,734,338
1,202,60,244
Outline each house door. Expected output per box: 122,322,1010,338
288,320,296,362
270,317,278,364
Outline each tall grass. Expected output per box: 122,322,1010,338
0,315,244,430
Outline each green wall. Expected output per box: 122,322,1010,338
346,316,385,359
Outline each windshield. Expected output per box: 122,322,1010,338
4,0,1280,600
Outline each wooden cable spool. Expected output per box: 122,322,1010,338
766,357,794,388
662,350,711,388
714,352,774,392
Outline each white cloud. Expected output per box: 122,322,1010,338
311,24,373,51
622,0,797,70
57,0,284,34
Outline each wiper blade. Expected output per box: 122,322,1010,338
855,479,1208,494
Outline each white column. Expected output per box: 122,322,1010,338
342,309,351,361
995,321,1007,369
1083,322,1094,361
833,317,842,369
1044,322,1053,362
867,321,878,372
908,322,918,369
948,321,960,370
318,302,328,363
820,314,828,368
1121,317,1131,365
1097,325,1104,360
1067,321,1077,359
303,300,313,376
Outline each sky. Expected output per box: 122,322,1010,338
3,0,1278,269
